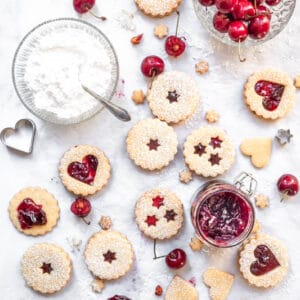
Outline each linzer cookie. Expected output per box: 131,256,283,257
165,275,198,300
59,145,111,196
8,187,59,236
147,71,200,123
126,118,178,171
85,230,134,280
183,126,235,177
244,69,296,120
21,243,72,294
135,188,184,240
239,233,288,288
135,0,182,17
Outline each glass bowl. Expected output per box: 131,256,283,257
12,18,119,125
193,0,296,47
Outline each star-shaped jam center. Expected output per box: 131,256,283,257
164,209,177,222
40,262,53,274
147,139,160,151
209,153,222,165
209,136,223,149
103,250,116,264
166,90,180,103
145,215,158,227
194,143,206,157
152,196,164,209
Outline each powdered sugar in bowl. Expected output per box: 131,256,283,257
12,18,119,125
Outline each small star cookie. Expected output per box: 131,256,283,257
179,169,193,184
255,194,269,209
195,61,209,75
131,89,145,104
205,110,219,123
154,24,169,38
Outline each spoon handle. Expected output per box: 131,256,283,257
82,84,131,122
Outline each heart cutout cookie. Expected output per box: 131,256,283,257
250,245,280,276
0,119,36,154
240,138,272,168
203,269,234,300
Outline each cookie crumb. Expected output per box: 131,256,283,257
91,278,105,293
154,24,168,39
155,285,163,296
294,76,300,88
205,110,219,123
179,169,193,184
255,194,269,209
252,220,261,234
195,61,209,75
189,237,203,251
131,90,145,104
99,216,113,230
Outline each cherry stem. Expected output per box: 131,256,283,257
280,191,290,202
238,40,246,63
175,11,180,37
153,239,166,260
148,73,156,90
88,9,107,21
82,217,91,225
254,0,257,11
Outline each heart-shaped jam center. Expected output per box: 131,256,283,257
250,245,280,276
68,155,98,185
255,80,285,111
17,198,47,229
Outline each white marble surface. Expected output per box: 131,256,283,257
0,0,300,299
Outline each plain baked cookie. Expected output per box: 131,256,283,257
21,243,72,294
244,68,296,120
85,230,134,280
183,126,235,177
147,71,200,124
8,187,59,236
135,188,184,240
126,118,178,171
135,0,182,17
59,145,111,196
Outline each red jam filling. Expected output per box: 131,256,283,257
147,139,160,151
197,191,251,244
164,209,177,222
167,90,180,103
41,262,53,274
255,80,285,111
145,215,158,227
209,137,223,149
209,153,222,165
152,196,164,208
194,143,206,156
103,250,116,264
17,198,47,230
68,155,98,185
250,245,280,276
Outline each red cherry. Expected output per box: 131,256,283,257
277,174,299,197
165,36,186,57
141,55,165,77
215,0,238,14
165,248,187,269
256,5,272,20
248,15,270,40
213,12,232,33
266,0,281,5
232,1,255,21
71,197,91,217
108,296,131,300
250,0,265,5
198,0,216,6
73,0,95,13
228,21,248,42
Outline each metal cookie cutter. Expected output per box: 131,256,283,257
234,172,257,197
0,119,36,154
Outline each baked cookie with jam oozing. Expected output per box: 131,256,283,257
135,188,184,240
21,243,72,294
183,126,235,177
85,230,134,280
147,71,200,124
59,145,111,196
239,233,288,288
244,68,296,120
126,118,178,171
8,187,59,236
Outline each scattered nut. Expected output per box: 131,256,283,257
155,285,163,296
131,90,146,104
189,237,204,251
131,33,143,45
294,76,300,88
205,110,219,123
255,194,269,209
154,24,168,39
252,220,261,234
99,216,113,230
195,61,209,75
179,169,193,184
91,278,105,293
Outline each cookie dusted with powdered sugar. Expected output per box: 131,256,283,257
147,71,200,124
126,118,178,171
244,68,296,120
183,126,235,177
21,243,72,294
135,188,184,240
135,0,182,17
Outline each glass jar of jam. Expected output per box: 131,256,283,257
191,180,255,248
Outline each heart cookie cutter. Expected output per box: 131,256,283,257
0,119,36,154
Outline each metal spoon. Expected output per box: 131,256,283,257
81,84,131,122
